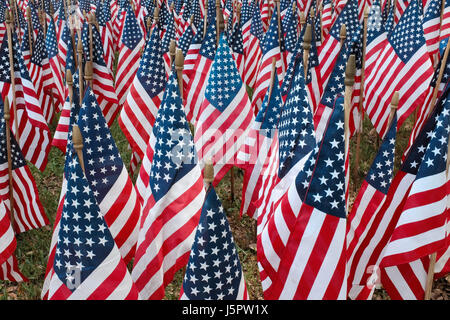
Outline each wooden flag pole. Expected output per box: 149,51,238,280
268,57,277,100
204,158,214,190
303,24,312,78
6,10,19,142
344,54,356,199
27,7,34,56
388,91,399,127
275,0,281,48
77,32,84,102
4,97,15,232
175,48,184,98
216,0,224,46
66,69,74,109
72,124,86,173
354,6,370,181
169,39,176,67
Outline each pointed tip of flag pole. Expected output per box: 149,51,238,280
153,6,160,24
309,6,314,19
84,60,93,83
66,69,73,86
5,8,11,24
4,96,10,120
364,5,370,18
390,91,399,109
300,11,306,26
169,39,176,63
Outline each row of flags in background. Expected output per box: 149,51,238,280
0,0,447,301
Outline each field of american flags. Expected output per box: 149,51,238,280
0,93,447,300
1,0,450,302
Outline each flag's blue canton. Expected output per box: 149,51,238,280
46,19,58,59
65,30,77,75
440,38,449,57
305,28,320,85
0,0,6,22
401,86,450,174
205,34,242,113
137,26,166,98
21,22,31,53
262,8,284,54
176,0,185,13
0,99,26,170
366,115,397,194
190,0,203,28
304,96,346,218
82,23,108,66
96,0,108,26
207,0,217,24
12,31,34,82
29,2,43,32
278,63,315,178
0,32,14,83
281,51,301,97
384,2,395,33
79,0,91,13
149,71,198,202
280,0,290,12
367,3,384,44
229,21,244,55
159,2,170,27
76,87,124,204
183,187,244,300
102,0,112,21
314,13,322,47
320,42,352,108
161,12,176,53
352,30,363,71
182,0,192,21
122,6,143,49
415,98,450,179
54,150,115,291
57,0,65,23
257,72,282,139
250,4,264,42
388,0,424,63
17,6,27,28
178,25,195,56
240,0,254,25
31,32,49,67
284,4,298,53
200,22,217,60
329,0,361,42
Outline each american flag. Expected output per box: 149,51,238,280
317,0,361,95
181,20,204,103
261,95,348,299
194,33,253,186
314,41,353,142
403,40,450,161
97,0,115,74
0,200,27,282
119,25,166,164
229,16,245,80
77,86,141,264
180,186,248,300
115,4,144,106
242,0,263,89
46,18,65,113
184,21,216,124
20,15,31,67
257,62,316,295
346,113,397,300
237,70,281,219
29,30,56,125
177,22,195,56
423,0,442,66
283,1,298,68
0,31,52,172
305,20,323,113
81,22,120,126
161,9,176,77
344,88,448,301
52,41,79,154
252,8,285,114
57,22,70,89
44,148,140,300
0,97,48,234
132,70,205,300
380,98,450,268
364,0,433,138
